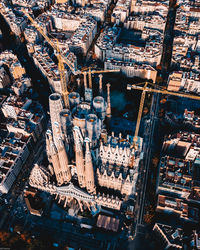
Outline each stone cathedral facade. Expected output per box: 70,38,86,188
29,76,143,213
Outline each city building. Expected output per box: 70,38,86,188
96,215,119,232
0,50,30,95
76,4,107,22
0,1,27,36
124,13,166,32
0,50,26,81
24,25,42,44
157,131,200,204
111,0,132,24
167,71,200,94
1,95,46,142
11,77,31,96
105,59,157,82
95,26,163,76
24,187,44,216
156,194,199,223
131,0,169,15
153,223,184,249
0,132,31,193
0,66,11,89
51,11,97,55
32,45,68,94
11,0,53,9
94,26,121,61
190,230,200,250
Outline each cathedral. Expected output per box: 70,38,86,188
29,75,143,213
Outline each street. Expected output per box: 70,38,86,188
1,135,46,230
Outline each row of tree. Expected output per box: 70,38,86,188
0,230,60,250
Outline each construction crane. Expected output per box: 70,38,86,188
23,11,120,104
23,11,76,74
127,82,200,148
22,10,76,107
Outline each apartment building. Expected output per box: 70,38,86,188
32,45,66,94
153,223,183,249
131,0,169,15
175,6,200,35
0,66,11,89
0,50,26,80
156,129,200,224
0,2,27,36
69,17,97,55
157,156,194,199
0,133,31,193
167,71,200,94
1,95,45,142
11,77,31,96
95,26,121,61
95,27,163,67
51,11,97,55
35,13,54,36
124,13,166,32
11,0,54,13
76,4,106,22
24,25,42,44
105,59,157,82
111,0,132,24
156,194,199,223
190,230,200,249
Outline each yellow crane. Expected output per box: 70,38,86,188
22,11,76,74
23,10,120,106
22,10,76,107
127,82,200,148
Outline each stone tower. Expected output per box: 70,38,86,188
74,126,86,188
84,138,96,194
49,93,63,144
54,123,72,184
106,83,111,119
98,74,103,96
46,130,64,186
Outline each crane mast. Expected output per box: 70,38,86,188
57,53,69,107
133,82,148,147
22,11,120,106
22,11,76,74
128,82,200,148
23,10,74,107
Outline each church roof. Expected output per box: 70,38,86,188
56,183,94,202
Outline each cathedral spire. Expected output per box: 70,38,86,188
106,83,111,119
99,74,103,96
74,126,86,188
46,130,64,186
85,138,96,194
53,122,71,184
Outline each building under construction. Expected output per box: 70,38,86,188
29,73,144,214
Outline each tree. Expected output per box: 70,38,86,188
0,231,10,245
144,213,154,224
